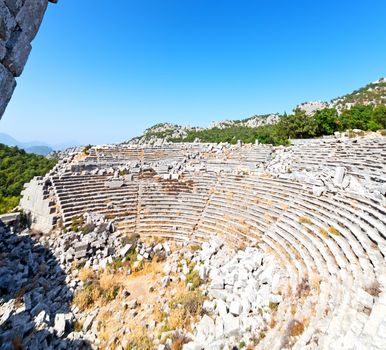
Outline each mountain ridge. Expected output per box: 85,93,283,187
0,133,81,156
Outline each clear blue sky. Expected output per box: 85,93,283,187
1,0,386,146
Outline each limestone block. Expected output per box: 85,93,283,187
120,243,132,257
16,0,48,41
3,31,32,76
215,299,228,317
195,315,215,344
229,300,242,316
333,166,346,186
54,313,67,337
357,288,374,310
223,313,240,337
74,241,89,252
0,1,17,41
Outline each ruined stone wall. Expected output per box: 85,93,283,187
0,0,57,118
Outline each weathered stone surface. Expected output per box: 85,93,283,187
0,62,15,115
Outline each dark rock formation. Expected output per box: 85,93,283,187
0,0,57,118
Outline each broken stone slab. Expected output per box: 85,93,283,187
211,277,224,290
203,300,215,313
195,314,215,345
15,0,48,41
229,300,242,316
74,241,89,252
34,310,50,329
182,342,202,350
127,299,138,309
120,243,132,257
357,288,374,310
215,299,228,318
74,249,87,259
210,289,228,301
163,242,171,255
83,311,98,332
0,63,16,116
222,313,240,337
333,166,346,186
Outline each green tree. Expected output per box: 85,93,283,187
0,144,57,214
314,108,338,135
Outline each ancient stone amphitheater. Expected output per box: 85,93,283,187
19,134,386,349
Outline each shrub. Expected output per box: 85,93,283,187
186,269,201,290
71,215,85,232
269,302,279,312
190,244,201,252
83,144,93,155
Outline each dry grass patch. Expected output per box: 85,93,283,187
296,278,310,299
190,244,201,252
366,280,381,297
298,216,312,225
73,271,122,311
131,258,164,278
328,226,340,236
171,333,190,350
78,268,95,282
73,284,101,310
289,319,305,337
167,289,206,331
125,324,153,350
319,228,328,238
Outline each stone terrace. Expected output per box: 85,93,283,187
19,136,386,349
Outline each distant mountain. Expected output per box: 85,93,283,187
24,146,54,156
0,133,54,155
0,133,82,153
0,133,20,146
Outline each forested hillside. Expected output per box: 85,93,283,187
0,144,57,214
128,78,386,146
171,105,386,145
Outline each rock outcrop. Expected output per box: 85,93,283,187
0,0,57,118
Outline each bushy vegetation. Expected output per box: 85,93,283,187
171,124,289,146
0,144,57,214
168,105,386,146
83,144,93,155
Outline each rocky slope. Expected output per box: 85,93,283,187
0,214,285,350
297,77,386,115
